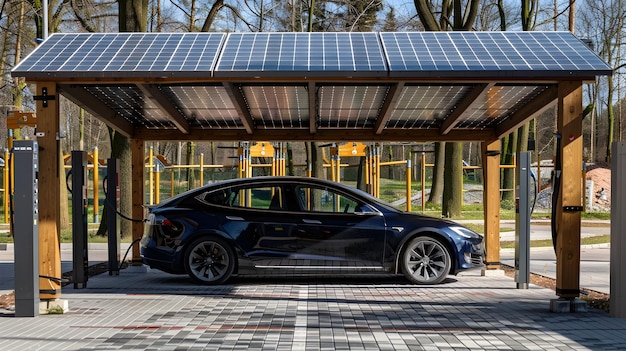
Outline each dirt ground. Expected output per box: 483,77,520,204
501,265,610,311
586,163,611,210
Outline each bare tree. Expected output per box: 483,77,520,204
579,0,625,161
412,0,480,217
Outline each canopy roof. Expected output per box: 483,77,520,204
12,31,612,142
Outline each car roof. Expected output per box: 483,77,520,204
156,176,394,209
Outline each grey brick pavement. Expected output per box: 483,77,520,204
1,269,626,350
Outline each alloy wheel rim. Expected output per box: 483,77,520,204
406,240,447,282
189,241,229,281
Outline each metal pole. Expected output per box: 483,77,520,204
71,151,88,289
42,0,48,39
93,146,99,223
3,149,8,223
107,158,120,276
148,146,154,205
406,159,411,212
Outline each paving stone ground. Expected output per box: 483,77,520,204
1,268,625,351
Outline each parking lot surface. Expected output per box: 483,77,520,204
1,267,626,351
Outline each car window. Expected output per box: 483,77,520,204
228,185,285,210
199,189,232,206
296,186,360,214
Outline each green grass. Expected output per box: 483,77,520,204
501,234,610,249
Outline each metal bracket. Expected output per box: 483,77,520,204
563,206,583,212
485,150,500,156
33,87,56,108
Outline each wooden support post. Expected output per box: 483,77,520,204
131,139,145,265
36,83,62,300
555,81,583,298
481,140,501,271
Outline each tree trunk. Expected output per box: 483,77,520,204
186,141,195,190
442,142,463,218
606,75,615,161
118,0,148,32
427,142,444,205
97,0,148,238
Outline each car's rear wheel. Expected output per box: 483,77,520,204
184,237,235,285
401,236,451,285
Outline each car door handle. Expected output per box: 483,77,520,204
226,216,244,221
302,219,322,224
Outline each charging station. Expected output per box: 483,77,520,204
107,158,120,275
611,142,626,317
515,152,531,289
71,150,89,288
13,140,39,317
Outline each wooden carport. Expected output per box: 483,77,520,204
11,31,612,303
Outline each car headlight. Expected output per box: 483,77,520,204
450,226,480,239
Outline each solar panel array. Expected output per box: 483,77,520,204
13,31,612,137
14,33,225,78
214,32,388,77
13,31,612,78
380,31,611,77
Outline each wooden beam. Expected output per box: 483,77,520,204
441,83,494,135
35,83,62,300
309,82,317,134
222,82,254,134
136,84,190,134
59,85,134,138
374,82,404,135
481,140,501,271
495,85,558,139
134,127,497,142
130,138,145,266
555,80,583,299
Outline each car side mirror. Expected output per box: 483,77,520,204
353,206,381,216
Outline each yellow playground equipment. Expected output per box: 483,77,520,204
238,142,287,178
329,142,413,212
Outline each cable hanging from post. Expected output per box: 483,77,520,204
102,176,147,223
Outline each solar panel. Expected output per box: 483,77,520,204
161,85,241,128
318,85,386,128
389,85,470,129
83,86,175,129
12,33,226,78
214,32,388,78
380,31,612,78
242,85,309,128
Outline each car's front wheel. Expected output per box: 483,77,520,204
401,236,451,285
184,237,235,285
